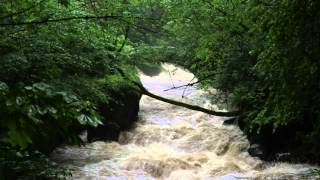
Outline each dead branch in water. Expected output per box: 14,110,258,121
132,81,239,117
163,73,215,92
115,67,239,117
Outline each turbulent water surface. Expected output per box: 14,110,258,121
51,64,315,179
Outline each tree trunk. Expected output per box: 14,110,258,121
115,67,240,117
132,81,239,117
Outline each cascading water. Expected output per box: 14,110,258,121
51,63,316,179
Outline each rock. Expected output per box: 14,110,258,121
87,86,142,142
276,152,292,162
248,144,264,157
79,131,88,143
223,117,238,125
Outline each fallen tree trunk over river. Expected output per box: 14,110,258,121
116,67,239,117
131,81,240,117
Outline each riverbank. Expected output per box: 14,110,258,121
51,64,318,179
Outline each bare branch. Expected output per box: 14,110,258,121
115,67,239,117
0,15,123,26
0,14,162,27
164,80,197,92
168,69,176,88
164,73,215,92
181,76,196,98
133,80,239,117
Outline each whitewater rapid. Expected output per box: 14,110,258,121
51,63,315,179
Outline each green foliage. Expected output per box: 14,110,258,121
1,0,320,177
0,144,71,180
250,0,320,132
152,0,320,161
0,81,102,149
0,0,142,178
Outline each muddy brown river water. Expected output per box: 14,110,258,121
51,64,316,179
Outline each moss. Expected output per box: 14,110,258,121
96,64,141,96
87,65,142,141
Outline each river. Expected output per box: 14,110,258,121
51,63,316,179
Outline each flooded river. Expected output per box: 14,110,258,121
51,64,316,179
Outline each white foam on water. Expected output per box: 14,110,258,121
51,63,317,179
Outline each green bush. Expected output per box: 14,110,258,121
0,81,102,149
0,145,71,180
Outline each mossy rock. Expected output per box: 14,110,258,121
87,66,142,141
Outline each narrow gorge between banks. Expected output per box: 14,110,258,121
51,64,315,180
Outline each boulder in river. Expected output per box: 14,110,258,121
87,81,142,142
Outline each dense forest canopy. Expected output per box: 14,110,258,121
0,0,319,179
